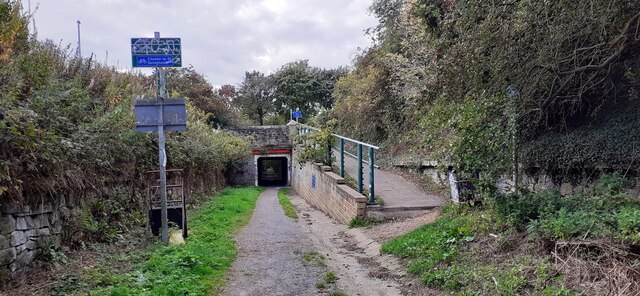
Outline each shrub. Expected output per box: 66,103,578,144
616,206,640,244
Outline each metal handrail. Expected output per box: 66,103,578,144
296,123,378,205
297,124,380,150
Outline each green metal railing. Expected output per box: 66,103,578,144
296,124,379,205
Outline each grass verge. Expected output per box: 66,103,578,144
278,188,298,219
73,187,263,296
382,175,640,295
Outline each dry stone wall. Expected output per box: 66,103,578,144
0,196,82,271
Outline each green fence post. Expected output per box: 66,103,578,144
357,144,363,194
369,147,375,205
327,138,332,165
339,138,345,178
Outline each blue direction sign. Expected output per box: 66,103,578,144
292,111,302,119
131,37,182,67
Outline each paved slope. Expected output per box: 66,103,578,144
337,151,445,208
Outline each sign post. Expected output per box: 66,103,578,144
132,32,184,246
292,108,302,124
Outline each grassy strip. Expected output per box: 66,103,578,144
381,205,574,295
87,187,263,296
277,188,298,219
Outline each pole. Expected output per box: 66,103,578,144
76,20,81,58
339,138,345,178
357,144,363,194
155,32,169,246
369,147,375,205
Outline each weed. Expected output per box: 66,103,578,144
348,217,376,228
330,291,348,296
616,205,640,244
302,251,326,267
316,282,327,289
325,271,338,284
277,188,298,219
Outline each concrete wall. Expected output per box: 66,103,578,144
291,160,367,224
0,196,82,271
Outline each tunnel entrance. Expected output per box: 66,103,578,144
257,157,288,187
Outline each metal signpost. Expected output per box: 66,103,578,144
292,108,302,124
132,32,184,245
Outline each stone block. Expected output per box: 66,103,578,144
0,248,17,266
24,239,37,251
0,235,9,249
325,172,346,184
31,203,53,215
9,231,26,247
15,217,27,230
39,228,50,236
15,249,37,267
560,182,573,195
24,229,37,238
51,223,62,235
0,215,16,234
0,201,21,215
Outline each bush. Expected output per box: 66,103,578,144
493,174,640,242
616,206,640,244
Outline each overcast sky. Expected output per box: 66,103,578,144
23,0,377,86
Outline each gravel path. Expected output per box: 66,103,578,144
222,187,327,296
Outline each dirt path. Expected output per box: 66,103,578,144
336,151,444,208
224,188,440,295
222,187,328,296
289,191,440,296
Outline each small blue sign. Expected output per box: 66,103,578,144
311,175,316,189
293,111,302,119
135,56,178,67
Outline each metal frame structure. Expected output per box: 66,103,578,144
145,169,187,238
296,124,379,204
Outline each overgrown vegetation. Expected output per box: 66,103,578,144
0,1,250,244
42,187,263,296
277,188,298,219
382,175,640,294
348,217,376,229
294,119,336,165
328,0,640,193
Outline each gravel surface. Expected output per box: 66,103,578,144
222,187,327,296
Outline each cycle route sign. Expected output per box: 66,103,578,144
131,37,182,67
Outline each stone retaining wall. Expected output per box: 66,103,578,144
0,196,82,271
291,161,367,224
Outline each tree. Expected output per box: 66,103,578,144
272,60,346,122
236,71,275,125
166,67,231,127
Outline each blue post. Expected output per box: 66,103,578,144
369,147,375,205
339,138,345,177
357,144,363,194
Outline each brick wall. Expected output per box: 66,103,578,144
291,160,367,224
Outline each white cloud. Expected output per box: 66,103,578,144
24,0,377,85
